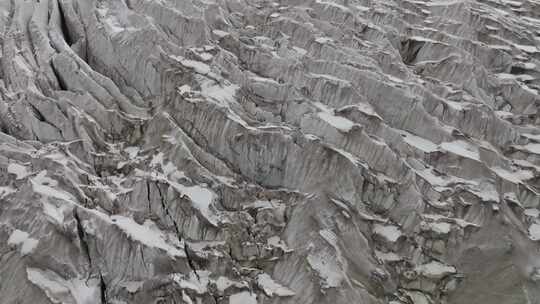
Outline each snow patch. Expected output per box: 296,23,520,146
215,277,247,292
516,44,538,53
0,186,16,198
307,250,344,288
440,140,480,160
181,59,212,75
375,250,401,262
529,224,540,241
256,273,295,297
120,281,144,293
168,181,219,226
8,229,38,255
111,216,185,258
172,271,211,294
267,236,293,253
124,146,140,159
31,171,75,202
317,111,355,132
7,163,29,179
315,37,333,44
212,29,229,38
422,221,452,235
492,167,533,183
373,224,402,242
400,131,439,153
26,268,100,304
416,261,456,280
42,201,65,224
525,209,540,218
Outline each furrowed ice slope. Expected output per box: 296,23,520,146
0,0,540,304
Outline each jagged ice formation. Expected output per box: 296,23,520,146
1,0,540,303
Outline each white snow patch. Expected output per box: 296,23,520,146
453,218,479,228
293,46,308,56
340,103,382,120
8,229,38,255
7,163,29,179
315,37,333,44
492,167,533,183
42,201,65,224
150,152,165,167
0,186,16,198
445,99,467,110
215,277,247,292
26,268,100,304
267,236,293,253
375,250,402,262
199,81,252,130
516,44,538,53
502,0,522,6
469,181,500,203
525,209,540,218
198,52,213,61
416,261,456,279
120,281,144,293
316,0,350,11
178,84,192,95
373,224,402,242
314,103,355,132
497,73,518,80
173,271,210,294
181,59,211,74
317,111,355,132
124,146,140,159
45,152,70,166
168,181,219,226
212,29,230,38
356,5,371,12
256,273,295,297
415,167,466,188
250,75,279,85
150,155,218,224
489,44,512,51
522,62,537,69
422,221,452,235
307,250,343,288
423,213,478,229
529,223,540,241
31,170,75,202
111,216,185,257
400,131,439,153
386,74,405,83
440,140,480,160
495,110,513,119
244,199,275,209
